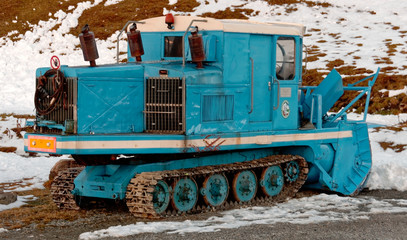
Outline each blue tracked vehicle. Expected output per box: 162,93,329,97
25,15,379,217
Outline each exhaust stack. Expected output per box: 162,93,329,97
127,23,144,62
188,27,205,69
79,24,99,67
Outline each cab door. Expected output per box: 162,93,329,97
271,36,301,130
248,34,273,130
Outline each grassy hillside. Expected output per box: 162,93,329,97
1,0,406,114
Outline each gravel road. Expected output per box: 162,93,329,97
1,189,407,240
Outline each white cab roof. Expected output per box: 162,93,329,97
131,16,306,36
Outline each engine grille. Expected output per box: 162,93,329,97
145,77,184,133
36,77,77,133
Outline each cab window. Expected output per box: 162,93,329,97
164,36,183,57
276,37,296,80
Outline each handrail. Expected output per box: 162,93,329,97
273,78,280,110
327,68,380,123
182,19,208,66
248,57,254,114
116,21,145,64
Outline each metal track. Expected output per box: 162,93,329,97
50,167,84,210
126,155,308,219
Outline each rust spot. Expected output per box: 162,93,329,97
189,135,226,152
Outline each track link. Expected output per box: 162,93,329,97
126,155,308,218
50,167,84,210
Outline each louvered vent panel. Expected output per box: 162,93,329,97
202,95,234,122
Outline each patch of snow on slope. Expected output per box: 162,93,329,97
0,0,129,114
0,152,62,191
0,195,37,212
172,0,407,75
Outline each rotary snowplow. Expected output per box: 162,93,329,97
25,15,379,218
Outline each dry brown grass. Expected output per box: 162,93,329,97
0,113,35,120
0,146,17,153
69,0,171,40
201,8,252,19
304,45,327,62
379,141,407,153
1,0,405,115
326,59,345,69
0,179,34,191
0,189,87,230
302,68,407,115
0,0,84,39
1,0,335,40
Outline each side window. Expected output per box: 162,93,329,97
276,37,296,80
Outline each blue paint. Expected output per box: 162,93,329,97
74,149,275,200
27,20,378,200
201,174,228,207
172,178,198,212
302,69,344,123
285,161,300,182
232,170,257,202
152,180,170,214
260,166,284,197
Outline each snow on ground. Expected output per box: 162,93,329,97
367,127,407,191
348,113,407,126
0,0,407,233
1,0,407,113
380,86,407,98
0,152,62,191
0,116,30,155
0,0,128,114
168,0,407,75
79,194,407,239
0,195,37,212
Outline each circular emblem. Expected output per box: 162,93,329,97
281,100,290,118
50,55,60,70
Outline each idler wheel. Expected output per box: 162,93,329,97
201,174,229,207
232,170,257,202
171,178,198,212
260,166,284,197
285,160,300,182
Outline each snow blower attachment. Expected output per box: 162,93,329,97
301,69,344,129
79,24,99,67
26,15,379,218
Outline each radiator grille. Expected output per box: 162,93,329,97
36,77,77,133
145,77,184,133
